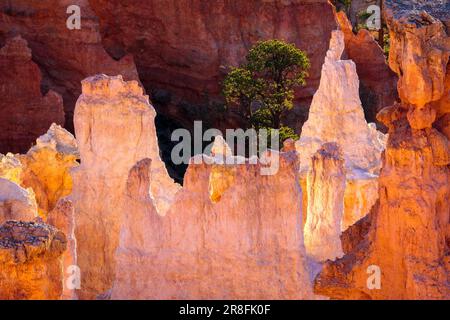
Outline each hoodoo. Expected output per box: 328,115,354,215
296,30,386,232
315,0,449,300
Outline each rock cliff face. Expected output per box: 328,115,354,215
0,221,66,300
87,0,337,130
70,75,179,299
0,0,140,130
304,143,345,262
112,150,314,299
296,30,386,231
18,124,79,218
315,0,450,300
0,36,64,154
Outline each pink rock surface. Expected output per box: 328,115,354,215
112,151,314,299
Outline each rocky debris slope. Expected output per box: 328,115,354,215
0,221,66,299
112,146,314,299
315,0,450,300
18,124,79,218
296,30,386,231
0,0,140,130
0,36,64,154
70,75,179,299
304,143,345,262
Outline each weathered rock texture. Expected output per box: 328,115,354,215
0,153,22,185
71,75,179,299
296,30,386,230
336,11,399,125
304,143,345,262
315,0,450,300
88,0,337,130
47,199,78,300
342,171,379,231
18,124,79,218
0,0,140,130
112,151,314,299
0,221,66,299
0,35,64,154
0,178,37,224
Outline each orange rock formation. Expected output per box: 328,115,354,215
0,221,66,299
18,124,79,218
315,0,449,300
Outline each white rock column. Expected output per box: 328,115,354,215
304,143,345,262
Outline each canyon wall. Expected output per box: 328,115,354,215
1,0,397,143
84,0,339,130
0,0,140,131
315,0,449,300
0,36,64,154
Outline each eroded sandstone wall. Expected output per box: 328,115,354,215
112,150,314,299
